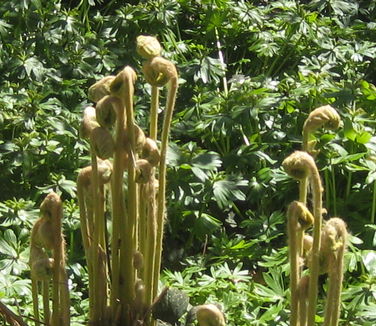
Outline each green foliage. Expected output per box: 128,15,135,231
1,0,376,325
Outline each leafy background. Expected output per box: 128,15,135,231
1,0,376,325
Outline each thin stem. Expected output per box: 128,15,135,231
307,167,323,326
59,256,70,326
42,280,50,326
330,249,345,326
147,77,160,318
89,151,106,324
288,212,299,326
76,179,95,319
214,27,228,95
139,184,147,269
298,276,309,326
110,100,126,316
144,178,157,308
51,209,62,326
120,69,138,316
150,86,159,140
324,169,331,212
323,275,335,326
371,181,376,224
31,279,40,326
154,76,178,300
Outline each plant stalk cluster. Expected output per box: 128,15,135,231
76,35,178,326
283,105,347,326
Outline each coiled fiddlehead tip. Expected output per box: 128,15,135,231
303,105,341,134
95,95,121,129
88,75,115,103
110,66,137,97
307,217,348,274
282,151,315,180
288,201,314,230
196,304,226,326
90,126,115,160
31,257,54,281
123,123,146,154
142,137,160,167
136,35,162,59
78,159,113,190
40,191,62,220
133,251,144,271
142,56,177,87
81,106,100,139
97,159,113,184
135,159,153,184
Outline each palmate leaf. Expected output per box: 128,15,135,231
192,152,222,170
23,56,45,81
195,56,225,84
362,250,376,277
193,213,222,239
212,175,248,209
0,19,11,35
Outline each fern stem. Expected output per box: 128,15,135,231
154,76,178,300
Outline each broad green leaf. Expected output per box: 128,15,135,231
192,152,222,170
356,131,372,144
254,283,283,302
343,118,357,141
362,250,376,277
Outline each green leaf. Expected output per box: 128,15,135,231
0,19,11,35
24,57,44,81
254,283,283,302
191,166,208,181
213,176,248,209
193,213,222,238
192,152,222,170
343,118,357,141
331,152,366,165
59,178,77,198
362,250,376,277
356,131,372,144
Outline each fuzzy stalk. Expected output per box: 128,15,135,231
154,76,178,300
144,178,157,309
146,82,159,314
323,219,347,326
306,167,323,326
109,100,126,318
51,219,62,326
150,86,159,141
42,280,50,326
287,205,300,326
118,67,138,317
76,175,94,320
89,151,107,324
31,279,40,326
298,275,309,326
139,184,148,270
327,247,345,326
59,249,70,326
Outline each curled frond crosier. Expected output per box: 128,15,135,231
142,56,177,87
303,105,341,134
88,76,116,103
136,35,162,59
282,151,316,180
